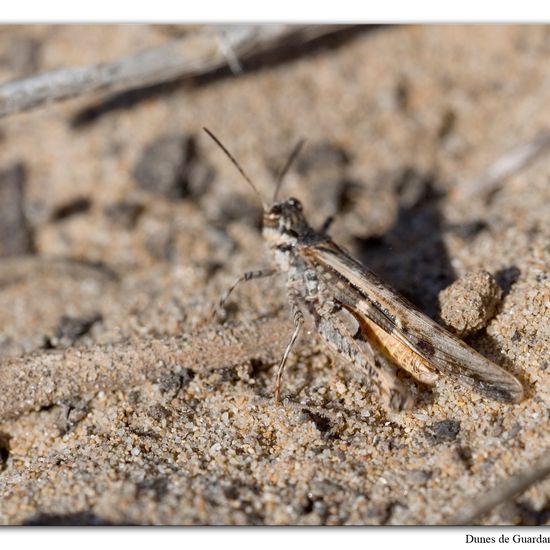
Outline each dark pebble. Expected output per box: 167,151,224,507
51,197,91,221
424,419,461,444
0,430,10,470
0,163,33,257
133,134,214,199
48,313,102,348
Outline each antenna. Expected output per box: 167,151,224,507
203,127,268,210
273,138,306,203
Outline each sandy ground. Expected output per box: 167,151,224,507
0,24,549,525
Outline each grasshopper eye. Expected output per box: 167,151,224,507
288,197,302,211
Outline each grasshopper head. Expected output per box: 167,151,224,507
262,197,312,248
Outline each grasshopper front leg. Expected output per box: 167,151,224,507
210,268,278,322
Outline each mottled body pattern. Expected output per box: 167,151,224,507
205,129,524,411
261,199,523,409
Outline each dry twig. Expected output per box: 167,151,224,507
0,25,350,119
450,452,550,525
458,132,550,200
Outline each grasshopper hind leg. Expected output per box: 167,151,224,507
346,333,415,412
273,295,415,411
368,351,415,412
274,300,304,403
316,305,415,412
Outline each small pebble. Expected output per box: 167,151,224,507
438,270,503,336
424,419,461,444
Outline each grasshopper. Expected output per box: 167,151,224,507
204,128,524,411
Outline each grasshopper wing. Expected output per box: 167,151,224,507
309,242,524,403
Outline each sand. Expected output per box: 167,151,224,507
0,24,549,525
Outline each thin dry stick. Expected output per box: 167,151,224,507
458,132,550,200
0,25,350,119
450,451,550,525
215,28,244,75
0,317,291,422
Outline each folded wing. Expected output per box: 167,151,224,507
308,241,524,403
